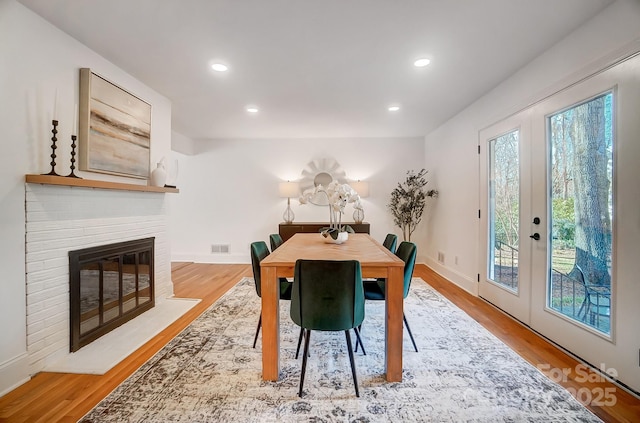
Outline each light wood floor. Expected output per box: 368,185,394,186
0,263,638,422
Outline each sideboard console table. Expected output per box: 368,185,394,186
278,222,370,242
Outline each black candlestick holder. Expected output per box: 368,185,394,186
66,135,82,178
43,119,60,176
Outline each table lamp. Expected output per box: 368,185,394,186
279,181,299,223
350,180,369,223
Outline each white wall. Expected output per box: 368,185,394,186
422,0,640,392
171,130,197,156
0,0,173,395
168,137,426,263
423,0,640,295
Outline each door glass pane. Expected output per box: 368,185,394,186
548,92,613,335
488,130,520,291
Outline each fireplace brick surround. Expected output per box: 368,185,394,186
25,183,173,374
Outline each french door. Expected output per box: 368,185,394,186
479,52,640,388
479,112,533,325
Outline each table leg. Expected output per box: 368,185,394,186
261,265,280,380
385,266,404,381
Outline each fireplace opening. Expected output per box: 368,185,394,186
69,237,155,352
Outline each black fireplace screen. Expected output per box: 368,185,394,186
69,237,155,352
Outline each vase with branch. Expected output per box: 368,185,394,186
300,180,363,242
388,169,438,241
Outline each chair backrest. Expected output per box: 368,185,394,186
291,259,364,331
382,233,398,254
269,234,284,252
569,264,591,296
250,241,270,297
395,241,417,299
572,265,586,285
573,264,610,304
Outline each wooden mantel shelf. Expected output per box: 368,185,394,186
25,174,179,193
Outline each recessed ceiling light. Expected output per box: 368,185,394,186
388,106,400,112
246,107,259,113
414,58,431,68
211,63,228,72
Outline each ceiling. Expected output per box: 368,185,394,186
19,0,613,140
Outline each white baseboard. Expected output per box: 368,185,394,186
171,253,248,264
0,352,30,397
423,258,478,296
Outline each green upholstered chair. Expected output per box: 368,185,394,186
250,241,293,348
361,241,419,352
290,259,366,397
269,233,284,252
382,233,398,254
364,234,398,284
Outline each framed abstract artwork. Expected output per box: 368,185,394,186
79,68,151,179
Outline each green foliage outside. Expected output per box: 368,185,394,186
493,201,519,248
552,198,575,250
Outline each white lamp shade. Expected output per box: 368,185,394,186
279,181,299,198
351,180,369,198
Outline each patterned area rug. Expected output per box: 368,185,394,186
81,278,600,422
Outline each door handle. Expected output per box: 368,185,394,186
529,233,540,241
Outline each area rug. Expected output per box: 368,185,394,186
80,278,600,422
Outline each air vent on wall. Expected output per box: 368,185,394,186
211,244,230,253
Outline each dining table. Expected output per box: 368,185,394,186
259,233,406,382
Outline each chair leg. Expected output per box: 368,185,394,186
577,297,588,321
295,327,304,359
295,328,309,359
403,313,418,352
354,324,363,352
345,330,360,397
252,314,262,348
299,329,311,397
353,326,366,355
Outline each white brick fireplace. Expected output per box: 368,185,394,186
25,183,174,374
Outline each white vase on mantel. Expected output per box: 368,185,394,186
150,162,167,187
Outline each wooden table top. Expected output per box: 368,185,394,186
261,233,404,268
